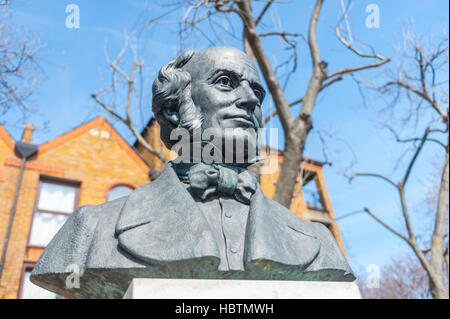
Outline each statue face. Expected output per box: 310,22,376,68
183,47,265,131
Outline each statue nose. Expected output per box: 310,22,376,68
236,82,259,112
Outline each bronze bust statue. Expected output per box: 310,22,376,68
31,47,355,298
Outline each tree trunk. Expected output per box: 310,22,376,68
236,0,300,209
429,151,449,299
243,28,255,59
273,116,312,207
273,0,325,208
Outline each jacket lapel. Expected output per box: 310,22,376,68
115,162,220,265
246,186,321,270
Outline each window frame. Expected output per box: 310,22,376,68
27,176,81,249
18,262,61,299
17,262,35,299
104,181,135,202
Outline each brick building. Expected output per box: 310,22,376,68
0,117,150,298
0,116,345,299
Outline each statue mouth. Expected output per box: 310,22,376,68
223,114,255,128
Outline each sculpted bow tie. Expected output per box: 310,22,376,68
174,162,258,205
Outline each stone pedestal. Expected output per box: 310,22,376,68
123,278,361,299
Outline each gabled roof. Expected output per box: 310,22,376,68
0,125,14,149
38,116,150,175
133,117,157,148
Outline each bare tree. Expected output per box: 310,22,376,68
357,253,448,299
91,33,167,165
349,29,449,299
94,0,389,208
0,3,43,124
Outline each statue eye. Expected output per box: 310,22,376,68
252,87,265,102
216,75,233,88
253,89,263,101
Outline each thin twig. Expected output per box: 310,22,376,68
364,207,409,242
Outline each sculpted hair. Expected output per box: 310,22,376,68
152,50,202,148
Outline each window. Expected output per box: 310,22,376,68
37,182,77,213
28,178,79,247
19,265,59,299
107,185,133,202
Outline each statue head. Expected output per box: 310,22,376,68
152,46,265,164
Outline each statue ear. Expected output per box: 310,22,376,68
162,107,180,126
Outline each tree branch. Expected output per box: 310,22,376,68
380,80,448,122
307,0,323,67
386,125,448,151
254,0,274,26
259,32,299,37
262,75,343,126
363,207,409,242
91,33,165,163
401,127,430,187
327,58,390,80
91,91,165,162
328,0,390,83
350,172,398,189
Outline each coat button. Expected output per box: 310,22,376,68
230,247,238,254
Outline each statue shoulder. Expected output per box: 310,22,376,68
306,222,356,281
32,197,127,276
259,194,355,281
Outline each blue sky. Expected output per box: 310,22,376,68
2,0,448,277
